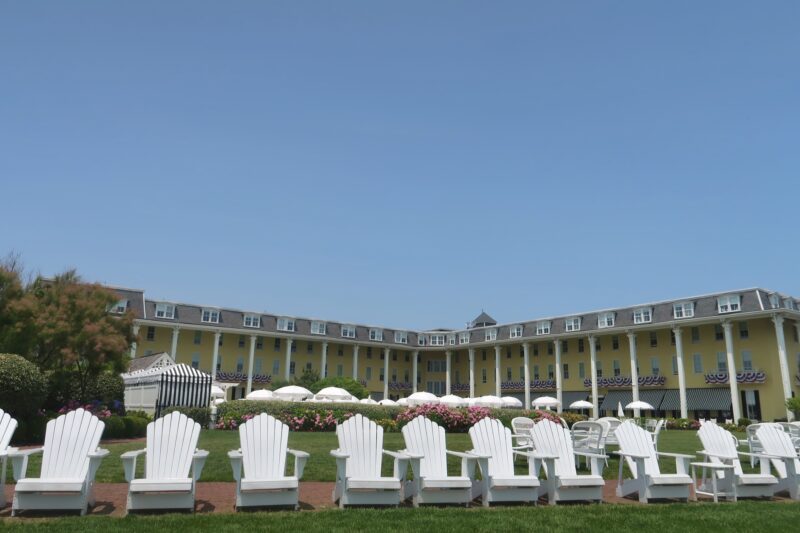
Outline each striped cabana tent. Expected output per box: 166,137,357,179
122,363,212,417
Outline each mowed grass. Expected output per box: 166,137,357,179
2,502,798,532
16,428,742,483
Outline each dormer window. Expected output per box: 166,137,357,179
673,302,694,319
311,321,327,335
394,331,408,344
485,328,497,342
110,299,128,314
784,299,796,311
769,294,781,309
459,331,470,344
536,321,551,335
243,314,261,328
597,312,615,328
447,334,456,345
277,317,296,332
341,325,356,338
717,295,741,314
565,317,581,332
418,335,427,346
633,307,652,324
201,308,220,324
155,303,175,319
369,328,383,341
509,325,523,339
430,334,445,346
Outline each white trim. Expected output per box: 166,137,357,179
341,325,356,339
597,312,615,328
632,307,652,325
154,302,175,320
394,331,408,344
311,321,327,335
509,324,523,338
672,302,694,319
717,294,741,314
201,308,220,324
536,321,551,335
243,314,261,328
564,317,581,332
368,328,384,342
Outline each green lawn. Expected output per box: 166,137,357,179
2,502,798,532
17,428,741,483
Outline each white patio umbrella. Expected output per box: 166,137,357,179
315,386,352,401
406,391,440,406
378,399,398,406
439,394,467,407
210,385,225,399
501,396,524,408
397,398,409,406
474,395,504,408
273,385,314,401
569,400,593,410
625,400,655,411
531,396,560,409
617,401,625,418
213,398,226,406
245,388,274,400
359,397,378,405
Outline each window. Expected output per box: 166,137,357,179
305,362,312,371
613,359,621,377
510,325,523,339
255,358,263,374
311,321,326,335
485,329,497,342
193,331,202,345
506,348,512,358
392,352,397,361
236,357,244,373
427,359,446,372
741,350,753,371
336,364,342,377
649,332,658,348
595,339,602,351
519,366,524,380
341,325,356,338
454,370,459,384
277,317,296,332
291,340,296,353
673,302,694,319
563,363,569,379
110,299,128,314
289,361,296,375
243,314,261,328
215,355,222,371
533,344,539,356
273,338,281,351
307,342,313,354
506,368,512,380
481,368,487,383
633,307,652,324
146,326,155,341
717,295,741,314
395,331,408,344
405,353,410,362
716,352,728,372
578,362,585,378
565,317,581,332
155,303,175,319
739,322,749,339
547,342,554,355
418,335,427,346
598,312,615,328
273,359,280,375
536,321,551,335
533,365,540,380
447,334,456,345
651,356,660,376
482,349,487,361
191,354,200,369
595,361,603,378
785,299,797,311
238,335,245,348
612,336,619,350
219,333,224,346
369,328,383,341
769,294,781,309
338,345,343,356
672,356,678,375
429,334,445,346
365,367,372,380
459,331,470,344
547,364,554,379
715,324,724,341
256,338,263,349
691,327,700,343
561,340,568,353
693,353,703,374
670,330,676,345
578,339,585,353
200,308,220,324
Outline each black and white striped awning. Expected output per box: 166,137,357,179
660,387,732,411
155,364,212,417
599,389,666,412
561,391,589,406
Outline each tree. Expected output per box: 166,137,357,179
295,368,320,389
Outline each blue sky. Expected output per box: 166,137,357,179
1,1,798,329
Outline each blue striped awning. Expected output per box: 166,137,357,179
660,388,732,411
599,389,665,411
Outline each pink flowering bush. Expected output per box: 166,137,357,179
396,404,493,433
57,399,113,419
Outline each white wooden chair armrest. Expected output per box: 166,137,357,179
696,450,737,461
383,450,411,480
228,449,243,482
86,448,109,482
613,450,649,460
330,449,349,459
445,450,477,459
191,449,209,482
0,447,18,458
512,449,540,459
287,448,310,479
10,447,44,481
331,449,349,482
657,451,692,475
574,451,608,460
121,449,147,483
738,450,788,460
445,450,480,478
656,451,694,459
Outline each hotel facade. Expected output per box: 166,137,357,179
112,287,800,422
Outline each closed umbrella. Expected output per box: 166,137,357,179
273,385,314,401
359,398,378,405
407,392,440,406
246,389,274,400
569,400,593,410
617,402,625,418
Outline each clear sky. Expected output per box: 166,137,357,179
1,1,798,330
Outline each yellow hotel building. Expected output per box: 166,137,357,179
112,286,800,422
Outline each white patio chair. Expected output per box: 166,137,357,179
571,421,607,467
228,413,309,509
468,417,540,506
531,419,606,504
0,409,19,509
511,417,535,450
755,424,800,500
614,420,692,503
330,414,410,508
121,411,209,512
400,416,479,506
9,408,109,516
597,417,621,445
777,422,800,450
744,423,781,467
696,421,777,500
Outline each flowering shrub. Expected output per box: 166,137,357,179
396,404,493,433
56,399,115,419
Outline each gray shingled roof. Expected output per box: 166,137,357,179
128,351,172,372
471,311,497,327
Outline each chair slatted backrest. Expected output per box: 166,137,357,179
402,416,448,479
511,417,535,436
572,421,605,450
239,413,288,480
615,420,660,478
145,411,200,480
40,408,104,480
336,414,383,479
756,424,800,479
0,409,18,452
531,419,576,477
469,418,514,477
697,421,745,475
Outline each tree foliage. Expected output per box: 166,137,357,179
0,353,48,418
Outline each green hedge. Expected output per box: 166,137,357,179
163,406,211,427
0,353,48,419
102,415,149,439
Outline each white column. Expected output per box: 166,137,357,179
673,327,688,419
772,315,794,421
352,345,360,380
321,342,328,378
246,335,256,395
468,348,476,398
522,343,531,409
412,350,419,393
130,325,140,359
589,335,599,419
722,322,742,421
284,338,293,381
170,327,180,361
211,331,221,379
627,332,640,418
445,350,452,395
383,347,390,400
554,340,563,413
494,345,502,397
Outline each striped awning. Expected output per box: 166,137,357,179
660,388,732,411
660,389,681,411
561,391,589,406
599,389,665,411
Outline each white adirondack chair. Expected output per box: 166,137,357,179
650,419,665,453
0,409,19,509
228,413,309,509
468,417,540,506
696,421,777,500
511,417,535,450
530,419,606,504
400,416,479,506
121,411,209,512
9,408,109,516
614,420,693,503
755,424,800,500
330,414,410,507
